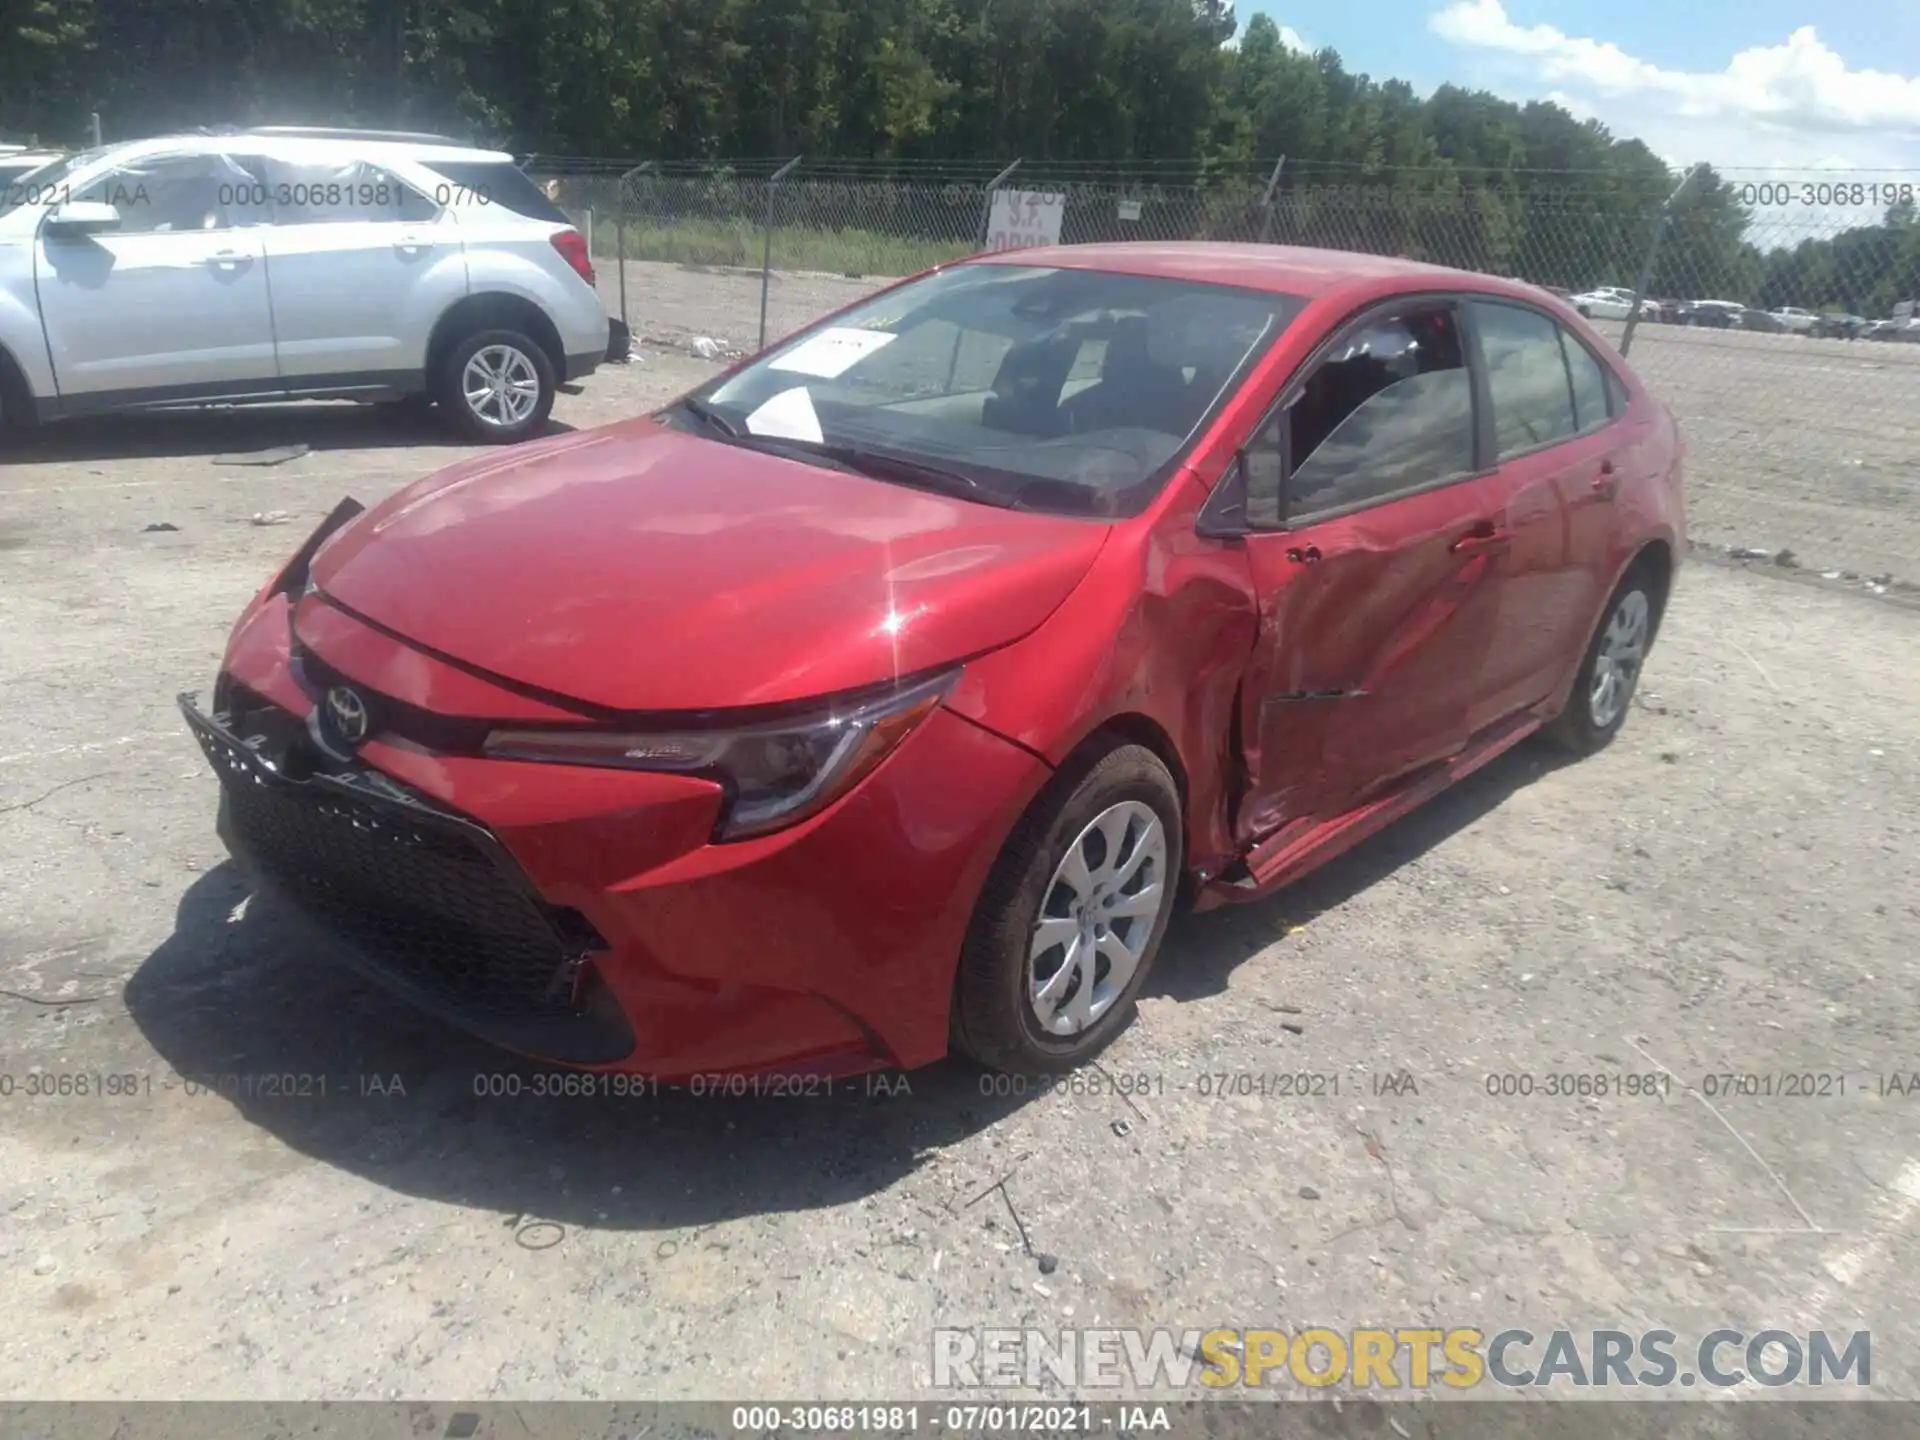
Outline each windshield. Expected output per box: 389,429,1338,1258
0,147,108,221
679,264,1302,518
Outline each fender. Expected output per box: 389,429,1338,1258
945,473,1261,881
0,288,56,405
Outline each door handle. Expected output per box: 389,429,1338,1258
206,249,250,270
1284,544,1322,564
394,233,429,254
1591,458,1620,498
1449,522,1510,555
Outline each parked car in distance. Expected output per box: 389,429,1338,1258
0,127,622,441
181,242,1685,1079
1681,300,1744,328
1570,285,1638,320
1640,298,1682,324
1740,308,1788,334
1768,306,1817,333
1811,313,1867,340
1863,317,1920,343
0,145,66,192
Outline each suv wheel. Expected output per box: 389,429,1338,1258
952,744,1183,1073
438,329,555,444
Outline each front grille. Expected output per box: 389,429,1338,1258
192,713,593,1022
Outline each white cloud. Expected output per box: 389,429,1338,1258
1223,18,1310,54
1430,1,1920,185
1431,1,1920,134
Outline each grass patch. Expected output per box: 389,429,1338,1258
588,218,973,277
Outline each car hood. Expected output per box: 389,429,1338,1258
310,419,1112,712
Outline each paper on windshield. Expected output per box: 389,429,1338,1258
768,327,896,379
744,386,825,443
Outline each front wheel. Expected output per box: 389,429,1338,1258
1546,567,1662,755
437,329,556,444
952,744,1183,1073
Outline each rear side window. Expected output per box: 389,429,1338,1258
417,161,569,222
1561,329,1612,433
1470,300,1577,458
1281,305,1476,519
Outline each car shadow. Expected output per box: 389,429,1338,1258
1148,737,1576,1004
124,862,1027,1233
3,403,575,464
124,737,1569,1232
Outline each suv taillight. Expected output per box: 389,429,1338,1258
550,229,595,286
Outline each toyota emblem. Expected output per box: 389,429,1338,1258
324,685,370,747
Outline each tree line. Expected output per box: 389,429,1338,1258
5,0,1916,311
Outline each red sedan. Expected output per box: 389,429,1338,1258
182,243,1684,1079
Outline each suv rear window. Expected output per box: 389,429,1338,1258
417,161,568,222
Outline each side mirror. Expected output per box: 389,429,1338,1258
43,201,122,236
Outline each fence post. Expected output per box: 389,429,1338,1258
616,161,656,336
759,155,803,352
979,158,1023,251
1621,162,1703,357
1257,156,1286,244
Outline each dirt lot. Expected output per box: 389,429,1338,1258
597,259,1920,589
1,321,1918,1413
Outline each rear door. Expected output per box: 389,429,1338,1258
34,149,278,398
1459,299,1599,730
1231,298,1510,838
255,155,456,383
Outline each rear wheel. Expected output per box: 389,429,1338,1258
952,744,1183,1073
437,328,555,444
1546,566,1662,755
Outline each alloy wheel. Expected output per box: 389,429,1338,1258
1589,588,1650,729
1027,800,1169,1036
462,344,542,428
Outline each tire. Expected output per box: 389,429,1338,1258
952,743,1183,1073
1576,305,1591,319
436,328,555,444
1545,564,1663,755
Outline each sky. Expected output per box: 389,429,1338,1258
1243,0,1920,178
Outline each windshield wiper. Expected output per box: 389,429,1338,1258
672,395,741,438
769,440,1020,507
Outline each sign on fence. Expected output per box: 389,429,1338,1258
987,190,1066,252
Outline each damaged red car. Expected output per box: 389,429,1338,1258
182,242,1684,1079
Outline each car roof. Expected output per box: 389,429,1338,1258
969,240,1573,306
87,132,514,166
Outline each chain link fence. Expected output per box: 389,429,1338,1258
538,161,1920,589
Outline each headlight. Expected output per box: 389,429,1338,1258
482,668,959,840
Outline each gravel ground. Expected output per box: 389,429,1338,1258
0,342,1917,1412
596,260,1920,590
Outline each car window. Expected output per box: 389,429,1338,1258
71,152,268,234
1470,300,1578,459
257,159,439,224
1560,327,1613,434
1279,305,1475,519
693,264,1301,519
414,161,570,222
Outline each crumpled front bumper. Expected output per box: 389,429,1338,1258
182,593,1053,1078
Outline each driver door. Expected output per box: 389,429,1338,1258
1230,299,1509,840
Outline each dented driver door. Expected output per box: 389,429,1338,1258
1230,300,1509,841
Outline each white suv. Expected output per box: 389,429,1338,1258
0,127,616,443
